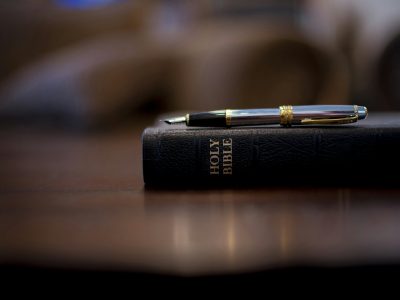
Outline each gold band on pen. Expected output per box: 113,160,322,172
354,105,359,119
279,105,293,126
185,113,190,126
226,109,232,126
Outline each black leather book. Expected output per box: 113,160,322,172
142,113,400,186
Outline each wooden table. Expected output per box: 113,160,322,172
1,125,400,279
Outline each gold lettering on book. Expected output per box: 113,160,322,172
209,138,220,175
223,138,232,175
209,138,233,176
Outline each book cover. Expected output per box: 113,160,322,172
142,113,400,186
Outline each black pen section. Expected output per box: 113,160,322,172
187,111,226,127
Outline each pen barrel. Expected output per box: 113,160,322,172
229,108,281,126
186,105,366,127
230,105,364,126
188,109,282,126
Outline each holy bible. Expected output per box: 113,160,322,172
142,113,400,186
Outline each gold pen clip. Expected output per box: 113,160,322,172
301,114,358,125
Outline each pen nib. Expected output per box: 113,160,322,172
164,116,186,124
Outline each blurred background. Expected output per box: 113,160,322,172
1,0,400,129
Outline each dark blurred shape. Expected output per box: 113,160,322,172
173,23,349,110
205,0,301,20
56,0,125,9
0,1,145,84
377,34,400,110
304,0,400,110
326,0,400,110
0,1,173,128
0,35,176,128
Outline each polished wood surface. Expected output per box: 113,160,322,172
1,126,400,276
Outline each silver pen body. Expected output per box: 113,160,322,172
228,105,367,126
165,105,368,127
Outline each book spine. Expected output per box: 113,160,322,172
142,126,400,186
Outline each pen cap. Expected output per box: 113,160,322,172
357,106,368,120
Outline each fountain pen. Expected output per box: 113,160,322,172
165,105,368,127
